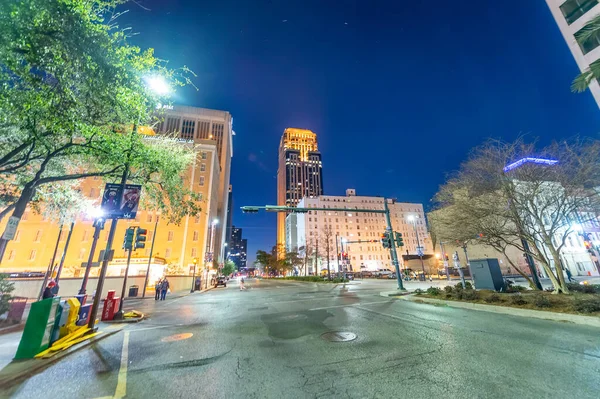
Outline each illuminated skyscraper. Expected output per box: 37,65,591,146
277,128,324,248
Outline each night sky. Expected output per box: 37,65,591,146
124,0,600,265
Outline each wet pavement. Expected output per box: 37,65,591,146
2,278,599,398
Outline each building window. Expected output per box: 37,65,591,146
34,230,42,242
165,117,180,133
165,248,172,258
168,231,174,241
191,247,197,257
195,214,200,223
29,250,36,261
201,151,207,160
90,188,97,198
193,231,199,241
7,250,15,261
561,0,598,25
22,212,29,221
14,230,21,242
181,119,196,140
82,231,89,242
577,25,600,54
147,214,153,223
200,163,206,172
199,176,205,186
79,248,86,260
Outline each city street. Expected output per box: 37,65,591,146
2,278,600,399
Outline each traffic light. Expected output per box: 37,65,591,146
394,232,404,247
381,232,392,249
135,228,147,249
241,206,259,213
123,227,135,250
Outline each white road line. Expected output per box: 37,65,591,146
129,324,181,332
354,306,404,321
114,330,130,398
309,300,392,311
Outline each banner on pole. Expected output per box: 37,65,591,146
101,184,142,219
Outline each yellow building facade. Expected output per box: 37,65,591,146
0,105,233,283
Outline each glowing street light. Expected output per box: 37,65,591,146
145,75,171,96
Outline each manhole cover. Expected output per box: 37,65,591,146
161,333,193,342
320,331,357,342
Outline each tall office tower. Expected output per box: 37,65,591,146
157,105,234,264
546,0,600,108
276,128,324,249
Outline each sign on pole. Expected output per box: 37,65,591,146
101,183,142,220
1,216,20,240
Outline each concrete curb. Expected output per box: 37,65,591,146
399,295,600,327
0,323,24,336
0,328,122,390
380,290,412,298
102,314,145,324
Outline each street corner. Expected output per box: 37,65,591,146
102,311,145,324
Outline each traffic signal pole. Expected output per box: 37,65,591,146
383,200,406,291
79,219,104,295
114,245,133,320
241,199,406,291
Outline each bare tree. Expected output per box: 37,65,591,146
320,225,335,280
432,137,600,294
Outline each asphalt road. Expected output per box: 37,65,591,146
3,278,600,399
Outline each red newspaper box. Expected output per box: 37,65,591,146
102,290,117,321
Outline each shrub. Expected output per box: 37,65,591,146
0,274,15,315
485,294,501,303
426,287,441,296
462,290,479,300
509,295,528,306
533,295,552,308
464,281,473,290
414,288,424,295
573,297,600,313
506,283,527,293
566,283,600,294
444,286,454,294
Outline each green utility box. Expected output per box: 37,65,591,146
15,297,60,359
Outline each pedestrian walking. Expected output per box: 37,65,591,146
565,268,574,283
240,277,246,291
160,278,170,300
42,281,56,299
155,279,162,300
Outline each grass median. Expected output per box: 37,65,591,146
414,282,600,317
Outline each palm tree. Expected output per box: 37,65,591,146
572,14,600,92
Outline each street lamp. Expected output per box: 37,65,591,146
145,75,171,96
408,215,426,280
190,257,198,292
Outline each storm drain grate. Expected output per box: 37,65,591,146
320,331,357,342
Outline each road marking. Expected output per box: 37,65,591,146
114,330,130,398
309,300,392,311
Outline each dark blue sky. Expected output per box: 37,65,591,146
125,0,600,264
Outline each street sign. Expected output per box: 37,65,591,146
1,216,20,240
80,262,100,268
416,246,424,257
101,184,142,219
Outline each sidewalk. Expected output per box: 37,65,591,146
0,286,215,375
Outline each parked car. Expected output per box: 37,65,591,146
344,273,355,281
375,269,394,278
214,276,227,288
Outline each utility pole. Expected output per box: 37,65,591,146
409,216,426,280
88,166,128,330
461,243,474,287
55,220,75,285
142,215,159,298
38,225,63,300
79,218,105,295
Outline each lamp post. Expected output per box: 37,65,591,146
190,258,198,292
408,215,426,280
88,75,171,329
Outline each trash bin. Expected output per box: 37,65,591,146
418,273,426,281
194,279,201,291
128,285,139,297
